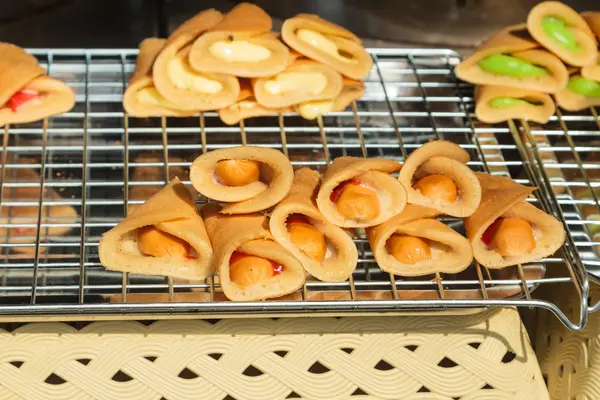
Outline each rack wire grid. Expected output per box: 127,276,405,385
0,47,589,329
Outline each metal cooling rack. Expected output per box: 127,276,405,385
0,48,588,329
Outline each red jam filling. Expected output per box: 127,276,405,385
481,218,503,246
7,90,40,112
330,179,361,202
230,251,284,275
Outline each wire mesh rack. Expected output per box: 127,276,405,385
0,47,589,329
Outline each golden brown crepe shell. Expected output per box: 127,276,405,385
527,2,597,67
270,168,358,282
475,85,555,124
98,178,214,279
207,3,272,35
281,14,373,80
0,43,45,107
455,24,569,93
294,79,365,119
190,146,294,214
555,74,600,111
465,173,565,268
366,204,473,276
316,157,407,228
202,203,305,301
399,141,481,217
581,12,600,81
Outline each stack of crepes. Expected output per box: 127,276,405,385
123,3,372,124
0,43,75,127
456,1,600,123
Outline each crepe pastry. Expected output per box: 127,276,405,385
218,79,290,125
316,157,406,228
465,173,565,268
281,14,373,80
455,24,569,93
367,204,472,276
295,78,365,120
527,2,597,67
98,178,214,279
253,59,343,108
555,73,600,111
270,168,358,282
152,9,240,111
475,85,555,124
0,43,75,127
582,12,600,81
190,146,293,214
202,204,305,301
189,3,289,78
123,38,195,117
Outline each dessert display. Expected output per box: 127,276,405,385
202,204,305,301
218,79,290,125
0,43,75,127
475,85,555,124
465,173,565,268
190,146,294,214
295,78,365,120
316,157,406,228
555,71,600,111
367,205,473,276
399,141,482,218
270,168,358,282
98,178,214,279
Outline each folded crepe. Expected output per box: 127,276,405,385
189,3,289,78
399,141,481,218
527,2,597,67
270,168,358,282
316,157,406,228
455,24,569,93
202,203,305,301
218,79,290,125
281,14,373,80
464,173,565,268
0,43,75,127
295,78,365,120
366,204,473,276
475,85,555,124
253,59,343,108
582,12,600,81
98,178,214,279
555,73,600,111
152,9,240,111
190,146,294,214
123,38,195,117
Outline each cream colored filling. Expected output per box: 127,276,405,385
234,100,259,110
209,40,271,63
168,57,223,93
297,29,358,64
264,72,328,95
136,87,182,109
297,100,334,120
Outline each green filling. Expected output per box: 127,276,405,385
567,77,600,97
489,97,543,109
477,54,548,78
541,16,582,53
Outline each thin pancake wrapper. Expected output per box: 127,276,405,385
316,157,406,228
295,78,365,120
270,168,358,282
190,146,293,214
189,3,289,78
152,9,240,111
582,12,600,81
475,85,555,124
366,204,472,276
0,43,45,107
555,73,600,111
281,14,373,80
218,79,290,125
98,178,213,279
202,204,305,301
399,140,481,217
465,173,565,268
455,24,569,93
527,2,597,67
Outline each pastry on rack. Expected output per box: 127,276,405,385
98,178,214,279
398,141,482,218
527,2,598,67
465,173,565,268
202,204,305,301
555,72,600,111
455,24,569,93
295,78,365,120
189,3,289,78
367,205,473,276
316,157,406,228
281,14,373,80
474,85,555,124
218,79,290,125
190,146,294,214
152,9,240,111
582,12,600,81
0,43,75,127
270,168,358,282
253,59,343,108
